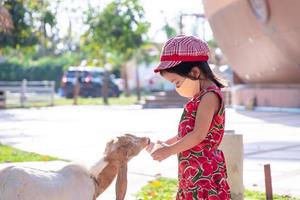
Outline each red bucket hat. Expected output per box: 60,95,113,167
154,35,210,73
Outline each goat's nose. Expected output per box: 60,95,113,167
142,137,150,145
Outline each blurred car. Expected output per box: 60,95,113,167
145,74,174,92
112,78,125,92
60,66,121,98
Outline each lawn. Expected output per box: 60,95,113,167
4,95,138,109
0,144,61,163
244,190,300,200
136,177,300,200
135,177,177,200
54,95,138,106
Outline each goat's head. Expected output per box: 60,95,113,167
102,134,149,200
104,134,149,162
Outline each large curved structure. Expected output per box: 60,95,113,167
203,0,300,108
203,0,300,84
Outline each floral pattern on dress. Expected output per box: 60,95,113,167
176,86,231,200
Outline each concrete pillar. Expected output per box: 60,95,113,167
219,130,244,200
49,81,55,106
20,79,27,107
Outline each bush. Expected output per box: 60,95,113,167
0,53,81,89
135,177,178,200
136,177,300,200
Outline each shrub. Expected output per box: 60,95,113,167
0,53,81,89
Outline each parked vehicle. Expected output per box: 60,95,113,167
60,66,121,98
145,74,174,92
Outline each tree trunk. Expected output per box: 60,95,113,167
135,64,141,102
73,72,80,105
121,63,130,96
102,71,109,105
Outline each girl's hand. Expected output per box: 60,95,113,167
151,144,173,162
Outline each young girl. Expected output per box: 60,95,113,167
149,35,231,199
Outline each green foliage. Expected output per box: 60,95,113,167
135,177,178,200
244,189,300,200
0,0,58,56
163,23,177,39
5,95,137,108
81,0,150,66
136,177,300,200
54,95,137,106
134,43,160,66
0,0,38,48
0,53,82,88
40,10,56,27
0,144,60,163
207,39,218,49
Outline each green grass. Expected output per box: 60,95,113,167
135,177,177,200
54,95,138,106
136,177,300,200
4,95,138,109
0,144,61,163
244,189,300,200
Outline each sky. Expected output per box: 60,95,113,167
53,0,213,43
141,0,213,41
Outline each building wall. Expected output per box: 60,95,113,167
203,0,300,84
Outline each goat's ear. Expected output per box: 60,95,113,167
115,162,128,200
124,133,135,138
104,140,114,154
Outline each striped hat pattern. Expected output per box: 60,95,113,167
154,35,210,73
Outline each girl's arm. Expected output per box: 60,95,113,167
160,136,178,145
146,136,177,153
151,92,220,161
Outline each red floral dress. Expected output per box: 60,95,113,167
176,85,231,200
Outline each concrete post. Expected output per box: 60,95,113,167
219,130,244,200
50,81,55,106
20,79,27,107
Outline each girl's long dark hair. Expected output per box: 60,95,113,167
160,61,227,88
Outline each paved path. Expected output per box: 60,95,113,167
0,105,300,199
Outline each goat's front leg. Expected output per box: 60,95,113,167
115,162,128,200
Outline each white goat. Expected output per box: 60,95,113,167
0,134,149,200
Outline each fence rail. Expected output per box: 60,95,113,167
0,79,55,108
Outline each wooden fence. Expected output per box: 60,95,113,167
0,79,55,108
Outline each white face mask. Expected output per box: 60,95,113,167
175,78,200,98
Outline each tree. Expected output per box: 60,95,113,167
0,0,38,48
163,23,177,39
0,5,13,33
160,11,177,39
0,0,58,57
81,0,150,96
32,1,57,56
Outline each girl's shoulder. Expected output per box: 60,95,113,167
194,85,223,102
193,85,224,112
184,85,223,113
